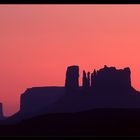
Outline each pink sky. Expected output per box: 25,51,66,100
0,4,140,116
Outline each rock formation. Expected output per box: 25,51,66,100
9,65,139,123
91,69,97,88
0,103,4,120
82,71,90,89
20,87,65,117
65,65,79,92
91,65,131,92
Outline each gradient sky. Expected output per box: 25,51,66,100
0,4,140,116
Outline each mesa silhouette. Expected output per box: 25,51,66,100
2,65,140,124
1,65,140,136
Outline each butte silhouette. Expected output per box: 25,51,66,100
1,65,140,136
2,65,140,124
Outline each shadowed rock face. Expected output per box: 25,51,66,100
91,65,131,92
82,71,90,89
44,66,140,115
65,66,79,92
6,65,140,123
0,103,4,120
91,70,97,88
20,87,65,117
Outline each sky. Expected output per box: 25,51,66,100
0,4,140,116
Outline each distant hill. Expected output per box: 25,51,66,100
1,108,140,136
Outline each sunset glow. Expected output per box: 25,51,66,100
0,4,140,116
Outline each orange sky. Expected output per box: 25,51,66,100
0,4,140,116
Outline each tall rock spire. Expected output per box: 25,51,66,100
82,71,90,89
65,65,79,92
0,103,4,120
87,72,90,87
91,69,97,88
82,70,87,88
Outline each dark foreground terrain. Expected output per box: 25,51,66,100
1,108,140,136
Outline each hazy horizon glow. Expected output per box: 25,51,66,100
0,4,140,116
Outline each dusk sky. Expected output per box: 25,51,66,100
1,4,140,116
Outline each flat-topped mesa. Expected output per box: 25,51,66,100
65,65,79,92
91,65,131,91
20,87,65,115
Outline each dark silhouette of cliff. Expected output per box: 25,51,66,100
3,65,140,125
91,69,96,88
65,65,79,92
0,103,5,121
19,87,65,120
2,65,140,136
82,71,90,89
90,65,131,92
42,65,140,114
